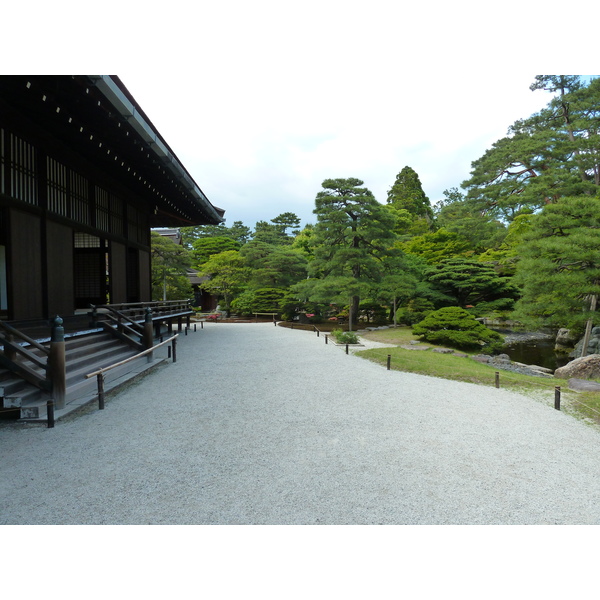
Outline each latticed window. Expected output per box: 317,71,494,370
74,232,102,248
70,171,90,225
95,186,110,232
47,157,68,216
110,193,124,236
127,203,149,245
10,133,38,205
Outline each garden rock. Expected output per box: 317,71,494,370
471,354,553,377
555,328,577,353
567,378,600,392
554,354,600,380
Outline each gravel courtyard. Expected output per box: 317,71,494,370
2,322,600,525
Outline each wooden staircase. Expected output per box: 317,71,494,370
0,331,164,422
1,301,192,425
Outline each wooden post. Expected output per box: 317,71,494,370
495,372,500,389
46,399,55,428
555,386,561,410
89,304,98,328
144,308,154,362
48,316,66,410
581,295,597,357
97,373,105,409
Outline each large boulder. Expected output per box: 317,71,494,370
555,328,577,353
554,354,600,380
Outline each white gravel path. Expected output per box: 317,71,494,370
2,322,600,525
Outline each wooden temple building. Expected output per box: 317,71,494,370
0,75,224,423
0,75,224,322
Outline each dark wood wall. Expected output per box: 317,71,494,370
9,209,43,320
46,219,74,317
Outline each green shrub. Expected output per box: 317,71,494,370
412,306,503,353
395,298,435,325
230,287,286,316
331,329,359,344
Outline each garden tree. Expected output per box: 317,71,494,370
412,307,503,352
180,220,251,249
150,231,193,301
476,212,535,276
434,187,507,254
293,275,372,323
271,212,302,237
296,178,398,330
252,212,302,245
376,251,425,324
386,166,434,232
512,196,600,334
196,250,249,313
462,76,600,222
291,223,316,258
385,205,429,239
400,227,473,264
426,257,519,308
230,287,288,316
192,236,241,265
240,241,308,288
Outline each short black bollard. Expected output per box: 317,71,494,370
317,329,319,337
201,321,204,329
168,346,171,359
185,327,188,336
346,343,349,354
172,338,177,362
97,373,105,410
47,399,55,428
555,386,561,410
194,323,197,332
325,335,328,344
387,354,391,370
495,371,500,389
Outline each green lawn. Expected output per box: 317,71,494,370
356,326,600,427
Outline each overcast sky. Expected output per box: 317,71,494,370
6,1,597,231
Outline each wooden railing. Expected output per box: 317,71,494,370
0,317,66,426
89,300,193,350
0,321,51,391
85,334,178,410
90,300,193,326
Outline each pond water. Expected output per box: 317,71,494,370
501,338,570,371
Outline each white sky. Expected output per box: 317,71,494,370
4,1,598,231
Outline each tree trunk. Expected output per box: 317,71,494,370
348,295,360,331
581,294,597,357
